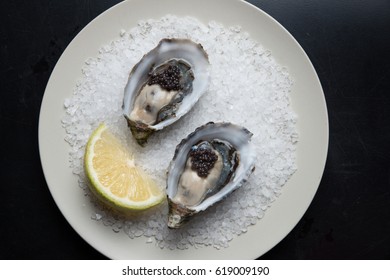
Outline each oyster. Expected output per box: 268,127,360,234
166,122,256,228
123,38,210,146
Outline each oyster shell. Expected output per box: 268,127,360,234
166,122,256,228
123,38,210,146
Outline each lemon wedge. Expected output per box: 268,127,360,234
84,123,165,212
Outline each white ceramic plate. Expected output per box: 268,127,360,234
39,0,328,259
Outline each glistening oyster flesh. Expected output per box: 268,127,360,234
166,122,256,228
123,38,210,146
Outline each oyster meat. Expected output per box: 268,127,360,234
123,38,210,146
166,122,256,228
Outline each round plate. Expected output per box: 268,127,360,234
39,0,328,259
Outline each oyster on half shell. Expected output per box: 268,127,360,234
166,122,256,229
123,38,210,146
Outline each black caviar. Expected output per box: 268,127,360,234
148,64,183,91
189,147,218,178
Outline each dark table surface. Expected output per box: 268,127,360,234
1,0,389,260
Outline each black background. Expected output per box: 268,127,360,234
1,0,389,259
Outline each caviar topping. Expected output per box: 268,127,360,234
189,146,218,178
148,64,183,91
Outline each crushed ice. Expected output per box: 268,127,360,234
62,15,298,250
